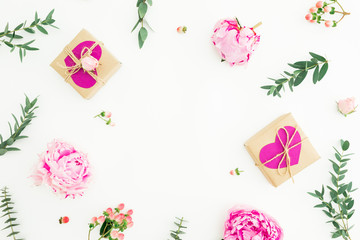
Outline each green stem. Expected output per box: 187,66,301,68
0,24,37,39
335,151,352,240
335,0,350,23
88,228,92,240
3,188,17,240
174,217,184,238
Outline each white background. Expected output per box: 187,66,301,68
0,0,359,239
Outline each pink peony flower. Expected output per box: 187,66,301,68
81,56,99,71
32,140,91,198
223,207,283,240
338,97,357,116
212,18,260,66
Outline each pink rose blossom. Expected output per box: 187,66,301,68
127,209,133,215
98,216,105,224
223,207,283,240
338,97,357,116
32,139,91,198
81,56,99,71
128,221,134,228
91,217,98,224
212,18,260,66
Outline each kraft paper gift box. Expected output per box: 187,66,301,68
50,29,121,99
244,113,320,187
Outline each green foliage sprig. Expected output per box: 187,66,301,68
261,52,329,97
0,187,23,240
308,140,357,240
169,217,187,240
132,0,153,49
0,9,57,62
0,95,38,157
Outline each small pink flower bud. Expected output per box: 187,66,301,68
128,221,134,228
118,233,125,240
310,20,316,23
177,26,187,33
323,6,331,12
315,1,323,8
229,170,235,175
111,230,119,239
127,209,133,215
110,122,116,127
305,14,312,21
106,208,113,214
325,20,332,27
126,216,132,222
309,7,317,13
118,203,125,210
104,111,112,118
109,213,115,220
98,216,105,224
91,217,98,224
338,97,357,116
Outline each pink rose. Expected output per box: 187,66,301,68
338,97,356,116
32,139,91,198
81,56,99,71
223,207,283,240
212,18,260,66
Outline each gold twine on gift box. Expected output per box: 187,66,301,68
60,41,105,85
256,127,308,183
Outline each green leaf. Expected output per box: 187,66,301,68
294,71,307,86
147,0,153,6
309,52,326,62
136,0,143,7
341,140,349,151
4,23,9,34
138,2,148,18
313,65,319,84
24,28,35,34
46,9,55,20
36,25,48,34
138,27,148,49
131,19,141,32
261,85,275,90
0,149,7,156
319,63,328,81
14,23,23,31
19,48,23,62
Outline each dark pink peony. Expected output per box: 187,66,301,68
223,207,283,240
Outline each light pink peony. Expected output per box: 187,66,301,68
32,140,91,198
212,18,260,66
81,56,99,71
223,207,283,240
338,97,357,116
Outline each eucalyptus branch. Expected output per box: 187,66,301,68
261,52,328,97
169,217,187,240
132,0,152,49
308,139,357,240
0,95,39,157
0,187,23,240
0,9,57,62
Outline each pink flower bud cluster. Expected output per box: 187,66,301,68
89,203,133,240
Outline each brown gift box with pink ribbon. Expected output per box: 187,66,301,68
50,29,121,99
244,113,320,187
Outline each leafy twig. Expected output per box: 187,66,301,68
169,217,187,240
132,0,152,49
308,139,357,240
0,95,38,157
261,52,329,97
0,187,23,240
0,9,57,62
